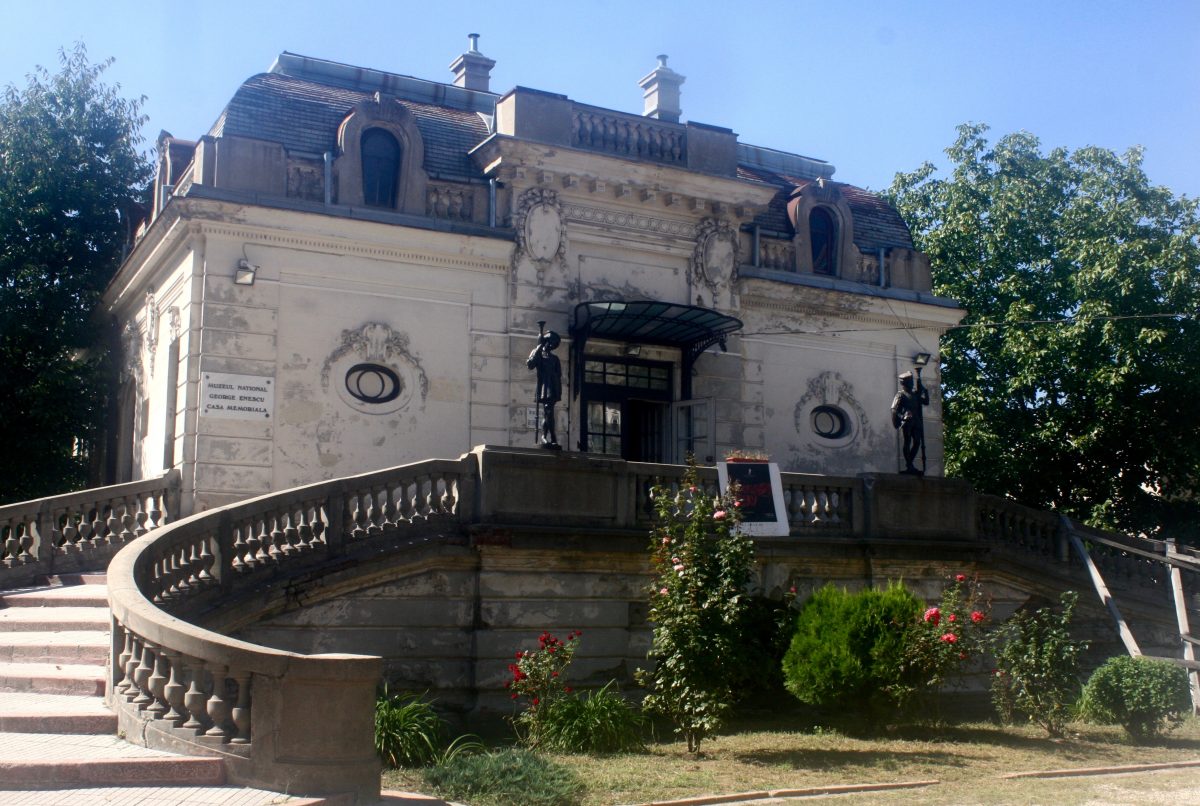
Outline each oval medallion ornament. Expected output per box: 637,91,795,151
345,363,402,405
524,203,563,262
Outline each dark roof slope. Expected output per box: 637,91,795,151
738,164,914,251
214,73,491,181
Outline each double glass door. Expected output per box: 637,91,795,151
581,357,671,462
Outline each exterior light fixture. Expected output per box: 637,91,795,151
234,258,258,286
623,344,642,357
913,352,931,367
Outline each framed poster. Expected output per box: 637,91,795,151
716,461,789,536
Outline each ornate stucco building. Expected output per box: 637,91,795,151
104,40,964,513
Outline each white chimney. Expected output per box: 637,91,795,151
638,55,684,123
450,33,496,92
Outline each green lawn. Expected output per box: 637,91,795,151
382,716,1200,805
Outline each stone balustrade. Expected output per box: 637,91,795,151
571,105,686,165
0,471,179,589
630,462,855,534
107,458,471,802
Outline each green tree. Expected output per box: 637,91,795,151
0,44,151,502
889,124,1200,539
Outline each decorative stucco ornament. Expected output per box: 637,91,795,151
144,291,158,377
321,322,429,415
167,307,182,341
512,187,567,286
793,371,869,449
691,217,739,307
121,321,143,387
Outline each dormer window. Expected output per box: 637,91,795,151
361,129,401,208
810,207,837,276
333,98,427,214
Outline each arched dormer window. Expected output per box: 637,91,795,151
809,207,837,276
361,128,401,208
786,183,856,279
333,97,427,215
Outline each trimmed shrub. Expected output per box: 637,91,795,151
423,748,583,806
537,681,645,754
1081,655,1193,741
782,582,922,720
374,689,444,768
990,591,1088,737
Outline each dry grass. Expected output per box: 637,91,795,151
383,715,1200,805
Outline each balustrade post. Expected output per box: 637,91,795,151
182,658,209,732
230,671,251,744
214,511,233,592
204,666,231,739
325,483,345,556
33,500,51,566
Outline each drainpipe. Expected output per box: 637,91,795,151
323,152,333,207
488,178,497,228
877,247,887,287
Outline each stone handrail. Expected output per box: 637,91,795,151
107,457,475,802
0,471,180,589
571,103,686,165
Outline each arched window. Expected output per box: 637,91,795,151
810,207,837,276
361,128,401,208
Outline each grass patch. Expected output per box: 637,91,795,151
383,717,1200,805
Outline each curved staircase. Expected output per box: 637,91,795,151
0,575,330,805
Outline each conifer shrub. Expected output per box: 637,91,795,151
1080,655,1193,742
781,582,922,720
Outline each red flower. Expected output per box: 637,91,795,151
959,652,968,660
923,607,941,626
532,697,539,706
511,693,518,700
551,671,559,677
970,611,985,624
955,574,966,582
564,686,573,693
948,614,957,623
940,632,958,643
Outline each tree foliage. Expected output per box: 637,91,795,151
0,44,151,502
889,124,1200,539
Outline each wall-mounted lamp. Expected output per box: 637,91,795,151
234,258,258,286
913,352,931,367
623,344,642,357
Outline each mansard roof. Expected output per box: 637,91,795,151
212,72,491,182
204,52,913,251
738,164,915,252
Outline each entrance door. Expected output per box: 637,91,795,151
580,356,672,462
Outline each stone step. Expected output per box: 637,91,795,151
0,692,117,733
0,786,337,805
35,573,107,587
0,755,227,789
0,606,109,632
1,585,108,608
0,630,109,664
0,661,106,695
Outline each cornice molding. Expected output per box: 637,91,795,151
192,221,508,276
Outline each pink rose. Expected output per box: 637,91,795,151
923,607,941,626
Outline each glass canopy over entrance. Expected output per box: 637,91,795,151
569,301,744,460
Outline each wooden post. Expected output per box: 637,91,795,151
1063,516,1141,657
1165,539,1200,715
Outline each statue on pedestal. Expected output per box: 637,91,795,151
527,323,562,450
891,369,929,475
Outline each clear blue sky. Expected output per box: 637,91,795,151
3,0,1198,197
